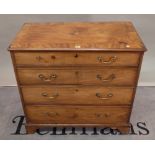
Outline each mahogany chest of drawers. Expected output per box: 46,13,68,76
8,22,146,134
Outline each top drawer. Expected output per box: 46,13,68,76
13,51,141,67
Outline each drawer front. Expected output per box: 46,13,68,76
22,86,134,105
26,105,130,124
17,68,137,86
14,52,140,66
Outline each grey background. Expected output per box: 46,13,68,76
0,14,155,86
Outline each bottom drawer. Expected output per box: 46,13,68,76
26,105,130,124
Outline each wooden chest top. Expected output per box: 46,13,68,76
9,22,146,51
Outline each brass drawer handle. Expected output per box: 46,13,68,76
97,56,117,64
96,93,113,100
38,74,57,82
96,74,115,82
36,56,43,62
43,112,58,117
95,113,110,118
41,92,59,99
36,55,56,62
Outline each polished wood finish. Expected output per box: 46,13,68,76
9,22,146,51
26,105,130,124
17,67,137,86
21,86,134,105
14,52,140,67
9,22,146,134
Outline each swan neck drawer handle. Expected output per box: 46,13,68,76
41,92,59,99
96,74,115,82
97,56,117,64
43,112,58,117
95,113,110,118
36,56,45,62
38,74,57,82
96,93,113,100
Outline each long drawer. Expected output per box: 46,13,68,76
17,68,137,86
14,52,140,66
21,86,134,105
26,105,130,124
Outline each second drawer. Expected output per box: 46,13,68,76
21,86,134,105
17,68,137,86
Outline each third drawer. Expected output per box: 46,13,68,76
21,86,134,105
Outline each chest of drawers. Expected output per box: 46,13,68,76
8,22,146,134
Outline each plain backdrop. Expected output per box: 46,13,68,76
0,14,154,86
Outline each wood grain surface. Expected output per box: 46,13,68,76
25,105,130,124
14,51,140,66
21,86,134,105
9,22,146,134
8,22,146,51
17,67,138,86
